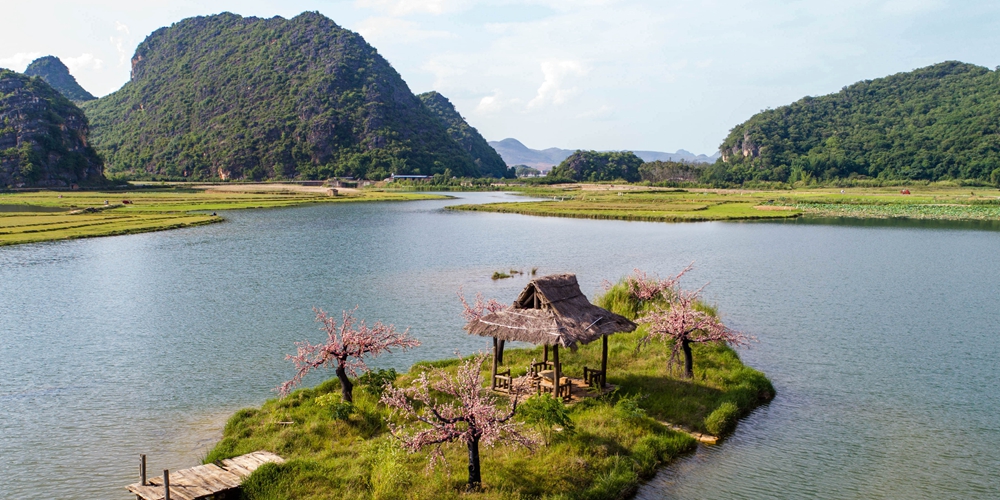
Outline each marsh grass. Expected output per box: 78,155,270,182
208,281,772,499
448,185,1000,223
0,188,443,246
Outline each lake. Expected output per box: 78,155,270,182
1,192,998,499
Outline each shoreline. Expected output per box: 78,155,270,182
0,185,446,247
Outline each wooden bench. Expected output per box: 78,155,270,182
583,367,606,388
535,371,572,401
493,368,512,392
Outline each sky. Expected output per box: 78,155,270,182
2,1,999,155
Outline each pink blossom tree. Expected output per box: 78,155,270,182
623,264,692,305
381,354,535,490
458,289,508,361
279,308,420,403
637,283,752,379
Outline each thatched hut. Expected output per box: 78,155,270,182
464,273,636,399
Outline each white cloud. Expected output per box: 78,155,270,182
355,0,471,16
475,89,522,113
357,17,455,43
63,53,104,72
0,52,42,71
527,60,587,109
110,21,134,67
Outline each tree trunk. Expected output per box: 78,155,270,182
682,338,694,379
467,436,482,490
497,340,506,364
336,364,354,403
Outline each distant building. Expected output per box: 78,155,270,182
386,174,431,182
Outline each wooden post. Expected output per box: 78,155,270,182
601,335,608,389
552,344,560,398
139,454,146,486
497,340,505,364
163,470,170,500
491,337,498,390
543,344,548,363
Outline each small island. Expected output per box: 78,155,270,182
203,270,773,499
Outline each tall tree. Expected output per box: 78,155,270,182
279,308,419,403
381,354,535,490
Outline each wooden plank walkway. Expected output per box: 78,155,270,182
126,451,283,500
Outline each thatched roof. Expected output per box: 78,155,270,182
464,273,636,349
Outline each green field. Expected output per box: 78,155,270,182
0,185,444,246
448,185,1000,223
206,281,773,500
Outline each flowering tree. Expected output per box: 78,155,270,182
279,308,420,403
457,289,505,322
458,288,507,361
381,354,535,490
623,264,692,305
637,283,752,379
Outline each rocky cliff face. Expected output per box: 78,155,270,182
0,70,104,188
24,56,96,103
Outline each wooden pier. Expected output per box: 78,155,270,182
126,451,283,500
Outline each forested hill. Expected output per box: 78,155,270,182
0,69,104,188
712,61,1000,184
417,91,512,178
24,56,96,102
83,12,484,181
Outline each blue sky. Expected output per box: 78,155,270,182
2,0,999,154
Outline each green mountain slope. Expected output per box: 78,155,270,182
417,91,512,178
712,61,1000,184
23,56,96,102
83,12,481,181
0,69,104,188
549,150,642,182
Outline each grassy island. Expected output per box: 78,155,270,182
447,184,1000,224
0,184,444,246
206,279,773,500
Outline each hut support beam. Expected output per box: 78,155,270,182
601,335,608,389
543,345,548,363
491,337,498,390
497,340,506,364
552,344,560,398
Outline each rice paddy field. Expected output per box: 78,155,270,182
0,185,443,246
450,185,1000,223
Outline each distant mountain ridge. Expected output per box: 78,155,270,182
488,138,719,170
24,56,95,103
84,12,493,181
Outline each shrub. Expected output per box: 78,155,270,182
316,393,355,420
519,393,575,445
704,401,739,436
358,368,398,397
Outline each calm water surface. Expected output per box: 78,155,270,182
1,192,998,499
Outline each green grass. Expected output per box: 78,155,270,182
206,281,773,499
447,185,1000,223
0,186,444,246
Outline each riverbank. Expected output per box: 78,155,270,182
0,184,444,246
447,185,1000,223
205,282,773,500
